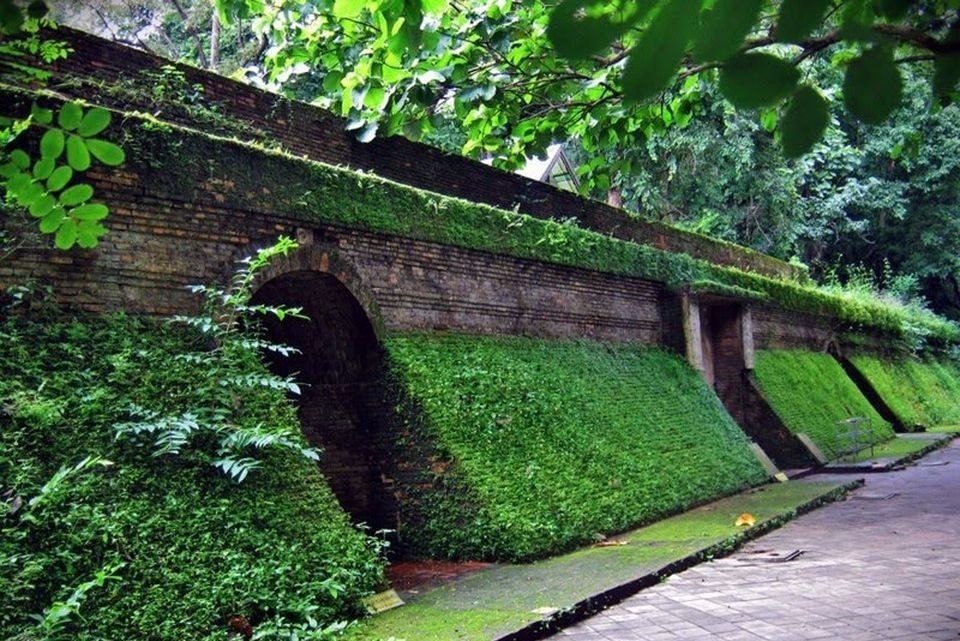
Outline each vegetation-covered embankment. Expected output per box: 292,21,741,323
848,354,960,430
0,311,384,641
753,349,894,458
383,334,769,561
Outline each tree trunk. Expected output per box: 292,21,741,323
606,188,623,209
210,11,221,71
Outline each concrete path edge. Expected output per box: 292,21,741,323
493,481,863,641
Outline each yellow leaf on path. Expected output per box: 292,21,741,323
735,512,756,527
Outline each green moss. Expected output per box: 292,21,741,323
0,313,384,640
848,355,960,429
683,279,768,301
383,333,769,561
351,480,851,641
753,350,894,458
847,435,948,462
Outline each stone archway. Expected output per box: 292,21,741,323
250,257,395,534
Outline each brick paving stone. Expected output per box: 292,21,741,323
555,440,960,641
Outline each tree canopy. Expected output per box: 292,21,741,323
210,0,960,165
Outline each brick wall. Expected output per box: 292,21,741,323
36,27,804,281
751,304,839,351
1,122,665,344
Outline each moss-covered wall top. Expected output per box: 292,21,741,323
2,83,958,350
25,26,807,281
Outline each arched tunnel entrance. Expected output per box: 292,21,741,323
251,270,396,534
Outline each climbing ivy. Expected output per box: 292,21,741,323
848,354,960,429
753,349,894,458
384,334,768,560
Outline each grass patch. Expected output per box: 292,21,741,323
846,435,942,462
349,480,852,641
753,350,894,459
848,355,960,429
384,334,768,561
927,424,960,433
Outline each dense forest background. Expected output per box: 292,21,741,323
50,0,960,319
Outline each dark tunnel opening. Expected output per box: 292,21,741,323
250,270,397,535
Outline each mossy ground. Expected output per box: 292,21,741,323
348,480,851,641
846,434,949,462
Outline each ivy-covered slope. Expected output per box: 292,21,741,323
848,355,960,429
0,313,383,641
753,350,894,458
384,334,769,561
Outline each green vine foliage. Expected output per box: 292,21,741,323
848,354,960,429
384,334,768,561
0,101,125,249
0,309,385,639
753,349,894,458
115,236,319,483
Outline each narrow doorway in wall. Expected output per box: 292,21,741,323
699,302,747,424
250,270,397,536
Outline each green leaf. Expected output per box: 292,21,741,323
55,218,78,249
30,104,53,125
29,193,56,218
59,183,94,206
780,85,829,158
776,0,831,42
843,46,902,124
66,135,91,171
27,1,48,19
76,221,107,248
38,206,65,233
85,138,125,166
333,0,365,18
760,108,778,132
16,181,43,207
719,53,800,108
692,0,764,63
0,2,24,34
40,129,65,159
46,165,73,192
32,157,54,180
934,54,960,97
58,102,83,131
622,0,702,102
356,122,379,143
548,0,652,60
873,0,910,20
10,149,30,169
77,107,112,137
71,203,109,221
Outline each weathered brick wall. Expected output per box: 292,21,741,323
1,143,664,345
37,27,804,281
752,304,839,351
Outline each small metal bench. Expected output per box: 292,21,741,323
836,416,874,461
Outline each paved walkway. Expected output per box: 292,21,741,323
556,440,960,641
